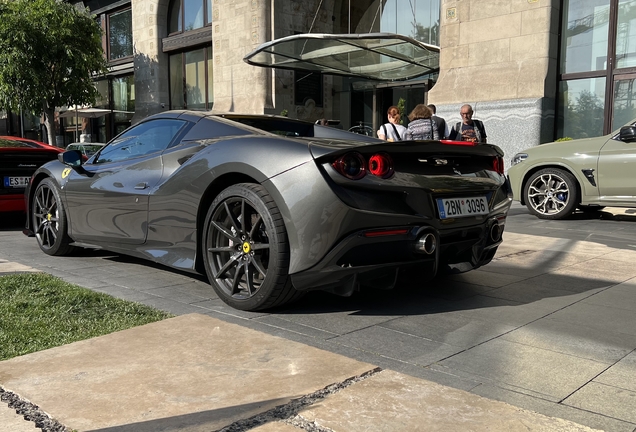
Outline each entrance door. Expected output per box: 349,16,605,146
348,80,432,138
376,86,427,131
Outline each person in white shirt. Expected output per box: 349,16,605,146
377,106,407,142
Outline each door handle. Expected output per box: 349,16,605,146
134,182,149,190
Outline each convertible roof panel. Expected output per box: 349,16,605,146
243,33,440,82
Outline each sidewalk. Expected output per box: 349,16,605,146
2,205,635,432
0,311,601,432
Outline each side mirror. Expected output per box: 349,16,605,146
58,150,83,167
619,126,636,143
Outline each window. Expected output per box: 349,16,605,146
295,72,323,107
166,0,214,110
168,0,213,34
379,0,440,46
558,78,606,139
112,75,135,135
170,47,214,110
560,0,609,75
186,50,206,109
170,53,185,109
93,75,135,143
615,0,636,69
95,119,187,164
558,0,636,138
612,77,636,129
107,8,133,61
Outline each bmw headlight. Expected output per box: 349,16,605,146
511,153,528,166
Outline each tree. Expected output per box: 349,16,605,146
562,89,604,139
396,97,406,125
412,21,440,46
0,0,108,146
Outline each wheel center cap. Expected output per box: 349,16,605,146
547,191,553,197
242,242,251,254
47,213,52,221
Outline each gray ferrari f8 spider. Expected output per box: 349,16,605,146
24,111,512,311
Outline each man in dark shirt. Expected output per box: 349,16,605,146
448,104,487,143
428,104,447,140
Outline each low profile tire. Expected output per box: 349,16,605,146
202,183,299,311
523,168,579,220
32,178,75,256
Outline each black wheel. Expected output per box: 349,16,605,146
523,168,578,220
32,178,75,256
202,183,299,311
578,205,605,213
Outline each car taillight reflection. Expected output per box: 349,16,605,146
332,152,394,180
493,156,504,174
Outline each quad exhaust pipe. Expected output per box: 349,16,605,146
415,232,436,255
413,223,500,257
490,223,501,243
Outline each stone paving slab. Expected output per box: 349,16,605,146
437,338,610,401
0,310,604,432
0,313,375,432
563,381,636,424
0,403,38,432
300,370,601,432
501,232,623,255
250,422,300,431
0,259,40,274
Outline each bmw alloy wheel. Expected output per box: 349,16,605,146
524,168,578,220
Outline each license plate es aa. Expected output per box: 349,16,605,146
4,176,31,188
437,196,488,219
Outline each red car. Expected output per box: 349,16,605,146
0,136,63,213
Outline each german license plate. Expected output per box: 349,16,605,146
437,196,488,219
4,176,31,188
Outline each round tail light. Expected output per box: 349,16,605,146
368,153,393,178
332,152,366,179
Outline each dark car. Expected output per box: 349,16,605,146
24,111,512,311
0,136,63,213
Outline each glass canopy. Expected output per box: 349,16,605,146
243,33,440,82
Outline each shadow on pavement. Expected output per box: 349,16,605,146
2,203,633,319
0,212,27,231
86,398,290,432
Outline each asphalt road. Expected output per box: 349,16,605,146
2,202,636,432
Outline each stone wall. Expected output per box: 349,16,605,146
212,0,272,113
266,0,339,121
131,0,170,124
130,0,350,121
429,0,560,154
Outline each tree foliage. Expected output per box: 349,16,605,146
0,0,108,144
561,89,604,139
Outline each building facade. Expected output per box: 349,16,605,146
2,0,635,161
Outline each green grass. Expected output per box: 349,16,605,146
0,273,173,361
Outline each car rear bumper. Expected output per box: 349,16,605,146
290,215,505,295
